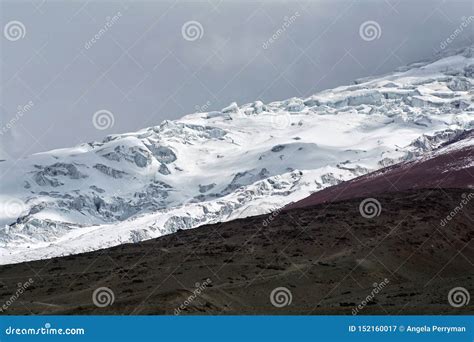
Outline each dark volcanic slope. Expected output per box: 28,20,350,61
286,133,473,210
0,188,472,315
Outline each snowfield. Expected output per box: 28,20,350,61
0,46,473,264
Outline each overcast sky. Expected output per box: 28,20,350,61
0,0,473,159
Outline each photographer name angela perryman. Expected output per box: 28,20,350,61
402,325,467,334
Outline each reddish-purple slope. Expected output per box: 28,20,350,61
286,134,473,210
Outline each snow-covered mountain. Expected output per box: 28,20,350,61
286,129,473,210
1,46,473,264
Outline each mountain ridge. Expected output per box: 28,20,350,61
286,129,473,210
0,46,473,264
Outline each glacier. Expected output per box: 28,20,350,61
0,46,473,264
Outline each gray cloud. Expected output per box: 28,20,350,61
0,0,473,158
